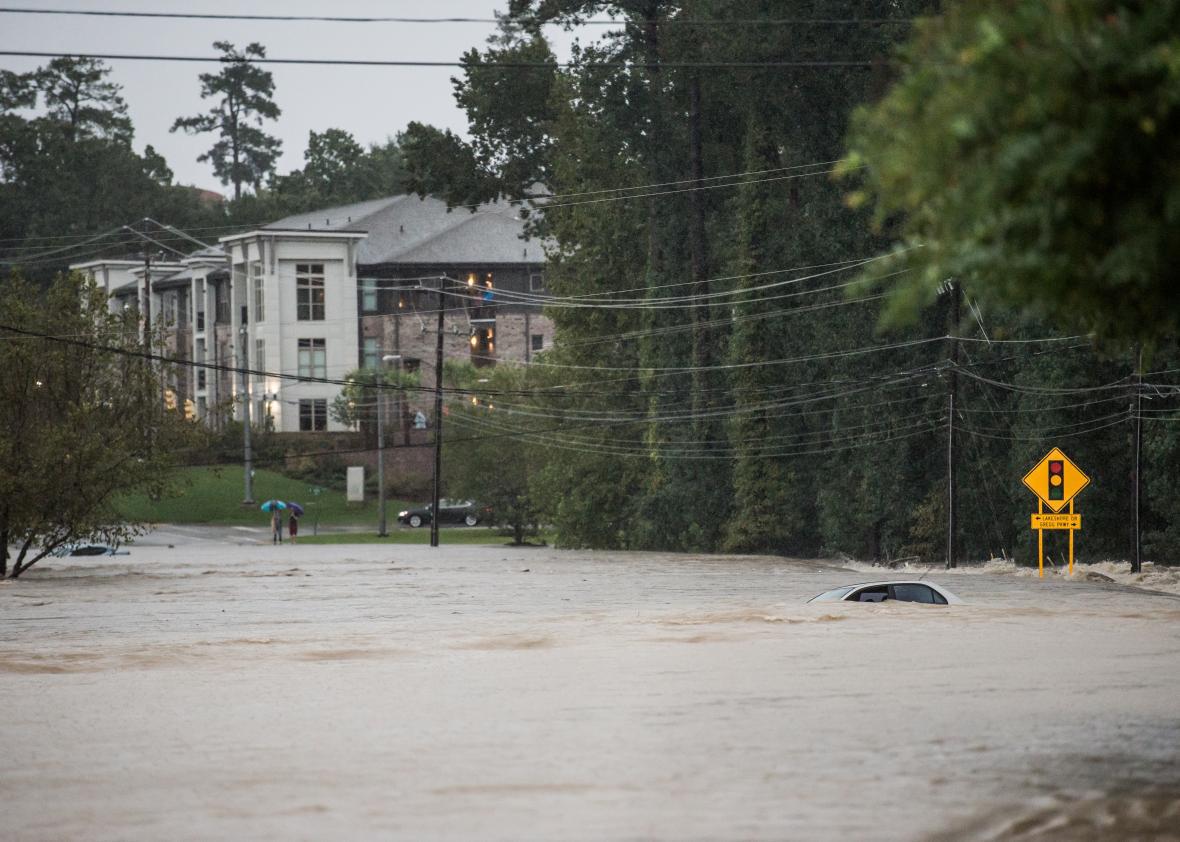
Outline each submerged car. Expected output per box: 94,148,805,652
807,580,963,605
50,543,129,557
397,499,490,528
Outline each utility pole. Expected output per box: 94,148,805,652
688,73,710,431
430,278,446,549
1132,345,1143,574
240,318,253,505
946,281,960,570
142,241,152,350
376,365,386,536
377,354,402,537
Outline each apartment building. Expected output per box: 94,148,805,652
73,194,550,433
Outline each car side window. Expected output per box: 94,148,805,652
890,584,940,604
853,586,889,602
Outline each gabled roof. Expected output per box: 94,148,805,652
183,245,226,263
260,193,544,267
262,197,403,233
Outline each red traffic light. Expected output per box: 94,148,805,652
1048,460,1065,499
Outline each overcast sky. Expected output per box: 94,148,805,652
0,1,583,192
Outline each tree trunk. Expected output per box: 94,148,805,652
229,98,242,202
1,527,7,578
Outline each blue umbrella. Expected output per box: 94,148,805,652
260,499,288,513
285,502,305,517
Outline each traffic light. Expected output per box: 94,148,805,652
1048,459,1064,501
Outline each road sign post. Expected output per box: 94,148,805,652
1021,448,1090,577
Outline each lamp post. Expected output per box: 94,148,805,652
377,353,401,536
240,321,253,505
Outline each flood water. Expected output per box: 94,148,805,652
2,535,1179,840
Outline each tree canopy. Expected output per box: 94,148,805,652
844,0,1180,347
36,56,133,143
0,273,200,578
0,57,226,280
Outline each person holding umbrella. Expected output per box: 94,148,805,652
286,502,304,544
261,500,287,544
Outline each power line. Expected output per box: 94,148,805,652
0,160,852,251
0,50,886,69
0,9,914,26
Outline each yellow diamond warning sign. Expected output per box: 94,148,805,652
1022,447,1090,513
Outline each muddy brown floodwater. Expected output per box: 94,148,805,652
2,539,1179,841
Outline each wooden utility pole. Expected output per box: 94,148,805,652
430,279,446,549
1132,346,1143,573
688,73,711,435
142,250,151,347
946,282,960,570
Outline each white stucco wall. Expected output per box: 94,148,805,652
221,233,363,433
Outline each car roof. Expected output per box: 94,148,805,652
835,579,951,588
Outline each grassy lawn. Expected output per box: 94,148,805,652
116,466,415,527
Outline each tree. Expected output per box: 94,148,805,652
0,58,225,279
0,273,198,578
0,69,37,113
172,41,282,201
266,129,408,215
329,366,421,444
401,20,558,209
443,363,546,545
36,56,133,143
844,0,1180,347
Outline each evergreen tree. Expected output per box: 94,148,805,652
36,56,133,143
172,41,282,201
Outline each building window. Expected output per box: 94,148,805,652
196,339,206,389
296,263,325,321
252,263,265,323
298,338,326,380
178,289,190,325
360,278,377,313
299,399,327,432
531,333,544,352
214,282,229,324
362,337,378,370
529,272,545,292
470,326,494,367
255,338,266,380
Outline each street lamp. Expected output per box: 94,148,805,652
377,353,402,536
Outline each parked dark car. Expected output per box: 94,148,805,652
397,499,490,528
